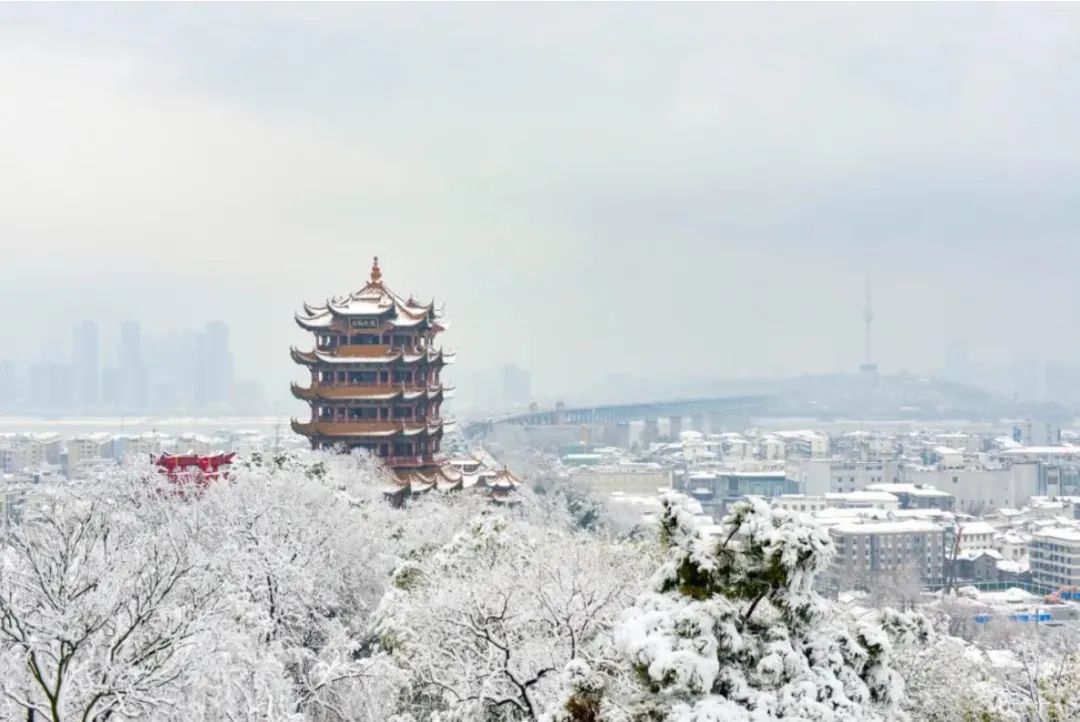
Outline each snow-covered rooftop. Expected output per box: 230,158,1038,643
865,482,952,497
830,519,943,535
1032,525,1080,543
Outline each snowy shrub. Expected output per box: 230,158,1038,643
551,494,931,722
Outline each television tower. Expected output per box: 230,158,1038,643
861,276,877,373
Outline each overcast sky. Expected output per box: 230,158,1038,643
2,3,1079,401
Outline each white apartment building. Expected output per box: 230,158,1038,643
786,458,897,495
1013,420,1062,447
774,430,830,458
67,433,114,475
24,433,62,465
176,433,216,455
0,444,34,473
571,464,671,495
997,529,1031,561
0,433,59,472
933,432,975,452
956,520,996,553
1030,526,1080,590
829,519,946,586
772,495,830,514
117,432,168,461
758,435,785,461
901,463,1039,513
933,447,964,470
865,483,955,510
722,435,752,461
773,490,900,514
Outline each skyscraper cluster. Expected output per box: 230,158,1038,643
0,320,257,415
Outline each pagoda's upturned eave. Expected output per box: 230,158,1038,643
290,419,446,439
294,313,334,332
291,348,453,366
290,383,448,402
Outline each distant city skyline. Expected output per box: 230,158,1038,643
0,319,268,416
8,310,1080,416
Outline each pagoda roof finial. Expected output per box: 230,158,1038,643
370,256,382,283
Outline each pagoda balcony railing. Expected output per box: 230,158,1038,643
313,342,432,355
292,382,444,399
292,419,447,436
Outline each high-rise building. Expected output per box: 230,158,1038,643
499,364,532,409
117,321,147,410
72,320,100,410
201,321,234,407
0,361,18,409
291,258,454,482
1031,526,1080,590
48,364,74,409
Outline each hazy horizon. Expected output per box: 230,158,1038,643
4,4,1080,404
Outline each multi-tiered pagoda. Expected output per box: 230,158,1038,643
290,258,455,484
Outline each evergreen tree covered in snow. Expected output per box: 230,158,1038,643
552,494,931,722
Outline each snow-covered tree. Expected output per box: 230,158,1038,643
373,512,651,720
0,473,219,722
550,495,931,722
0,451,493,722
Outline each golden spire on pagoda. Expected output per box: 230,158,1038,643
370,256,382,283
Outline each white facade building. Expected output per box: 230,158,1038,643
901,464,1039,513
786,458,896,495
1030,525,1080,590
66,433,114,475
956,520,996,553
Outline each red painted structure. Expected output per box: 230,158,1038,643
155,453,235,484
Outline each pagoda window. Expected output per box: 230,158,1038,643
382,334,391,344
379,371,389,384
392,370,412,383
348,407,378,420
378,443,389,457
319,406,332,420
336,371,346,383
349,371,377,384
319,371,334,384
349,334,380,345
380,407,390,420
393,442,412,457
392,407,413,419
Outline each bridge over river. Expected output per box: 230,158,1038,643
463,394,770,438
